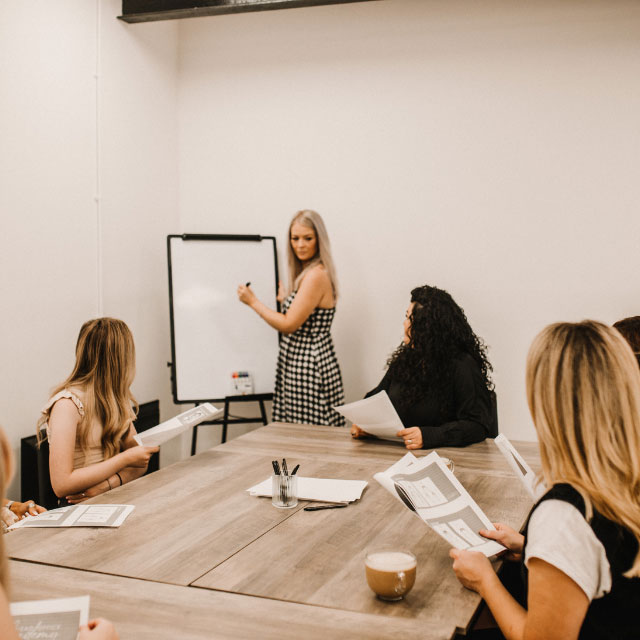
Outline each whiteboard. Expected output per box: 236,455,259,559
168,235,280,402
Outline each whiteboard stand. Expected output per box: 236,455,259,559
191,393,270,455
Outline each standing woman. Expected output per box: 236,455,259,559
237,210,345,426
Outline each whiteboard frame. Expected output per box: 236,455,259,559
167,233,280,404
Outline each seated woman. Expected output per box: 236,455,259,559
450,321,640,639
352,285,496,449
0,427,118,638
613,315,640,367
37,318,158,504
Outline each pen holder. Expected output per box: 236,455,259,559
271,474,298,509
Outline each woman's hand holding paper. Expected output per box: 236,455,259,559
397,427,422,450
479,523,524,561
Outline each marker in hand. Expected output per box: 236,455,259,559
246,282,251,287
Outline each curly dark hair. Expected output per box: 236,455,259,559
613,316,640,367
387,285,493,409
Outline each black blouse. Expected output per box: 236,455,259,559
365,353,496,448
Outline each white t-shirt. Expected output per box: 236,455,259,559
524,499,612,601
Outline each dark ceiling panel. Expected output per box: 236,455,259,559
120,0,379,23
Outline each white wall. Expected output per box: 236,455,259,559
0,0,180,497
177,0,640,441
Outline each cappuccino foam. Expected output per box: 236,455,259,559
365,551,416,572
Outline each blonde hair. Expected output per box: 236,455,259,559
526,320,640,577
286,210,338,299
0,427,13,592
38,318,137,459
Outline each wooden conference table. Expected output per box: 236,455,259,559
7,423,540,640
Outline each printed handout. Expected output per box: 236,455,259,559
375,452,505,557
247,477,367,504
334,391,403,441
9,504,135,530
493,434,545,500
11,595,89,640
134,402,223,447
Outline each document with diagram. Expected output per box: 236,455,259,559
374,452,505,557
493,434,545,500
9,504,134,530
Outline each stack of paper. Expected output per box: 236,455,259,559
9,504,135,530
334,391,403,441
247,477,367,504
134,402,223,447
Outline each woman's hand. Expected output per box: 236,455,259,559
237,284,257,306
397,427,422,450
449,548,497,596
350,424,370,438
10,500,46,519
479,523,524,561
78,618,119,639
66,480,111,504
124,445,159,468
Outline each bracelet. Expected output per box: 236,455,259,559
116,472,123,486
107,477,112,490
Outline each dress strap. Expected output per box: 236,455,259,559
41,389,85,417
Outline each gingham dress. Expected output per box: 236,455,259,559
272,292,345,426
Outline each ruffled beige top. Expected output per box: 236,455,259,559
41,389,105,469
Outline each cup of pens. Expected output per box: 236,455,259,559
271,459,298,509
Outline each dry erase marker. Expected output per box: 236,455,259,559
246,281,251,286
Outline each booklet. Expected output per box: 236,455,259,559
134,402,223,447
9,504,135,530
374,452,505,557
11,595,89,640
247,477,367,504
493,434,545,500
334,391,403,441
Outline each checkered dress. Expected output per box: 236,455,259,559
272,292,345,426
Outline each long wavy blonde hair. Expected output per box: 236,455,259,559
526,320,640,577
286,210,338,299
0,427,13,592
38,318,137,459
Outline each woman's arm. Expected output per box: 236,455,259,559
238,266,330,334
450,551,589,640
48,399,157,498
417,355,493,448
0,586,21,640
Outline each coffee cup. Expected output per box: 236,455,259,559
365,549,416,601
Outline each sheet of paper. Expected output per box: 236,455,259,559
11,595,89,640
9,504,135,530
134,402,223,447
493,434,545,500
247,477,367,504
374,452,505,557
334,391,403,441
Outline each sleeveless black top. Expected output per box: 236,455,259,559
522,484,640,640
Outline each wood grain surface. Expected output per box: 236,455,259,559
6,422,541,639
9,560,449,640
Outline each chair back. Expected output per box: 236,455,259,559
36,434,60,510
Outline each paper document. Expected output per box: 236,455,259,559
334,391,403,441
375,452,505,557
9,504,135,530
11,595,89,640
493,434,544,500
247,477,367,504
134,402,223,447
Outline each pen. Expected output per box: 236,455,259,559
304,504,348,511
282,458,288,476
291,464,300,476
272,460,280,475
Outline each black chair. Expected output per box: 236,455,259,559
488,390,499,438
134,400,160,475
36,435,59,510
